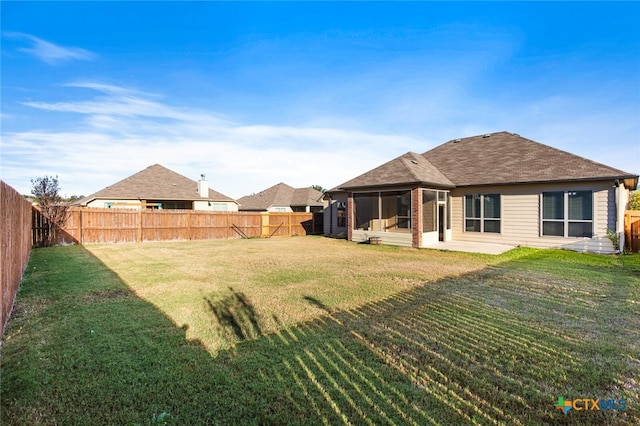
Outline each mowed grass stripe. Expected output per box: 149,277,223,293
2,238,639,425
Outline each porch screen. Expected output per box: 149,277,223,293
354,193,379,231
422,190,437,232
382,191,411,232
353,191,411,232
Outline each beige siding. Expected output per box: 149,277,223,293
323,195,348,235
451,181,617,253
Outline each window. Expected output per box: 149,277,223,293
464,194,501,233
209,202,229,211
542,191,593,237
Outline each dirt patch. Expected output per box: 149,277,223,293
82,289,131,302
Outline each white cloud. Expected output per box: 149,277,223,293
4,32,96,64
2,82,421,198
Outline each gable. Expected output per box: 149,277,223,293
78,164,236,204
238,183,325,210
338,152,454,190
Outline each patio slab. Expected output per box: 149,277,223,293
423,241,515,255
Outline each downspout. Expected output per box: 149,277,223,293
615,180,623,253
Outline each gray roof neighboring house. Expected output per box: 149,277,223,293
76,164,236,206
332,132,638,191
238,182,325,211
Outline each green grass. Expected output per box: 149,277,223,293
1,238,639,425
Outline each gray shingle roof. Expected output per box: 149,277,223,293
77,164,236,205
423,132,637,186
333,132,637,191
338,152,454,190
237,183,325,211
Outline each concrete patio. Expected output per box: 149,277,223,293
423,241,515,255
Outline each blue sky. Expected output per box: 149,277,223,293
2,2,639,199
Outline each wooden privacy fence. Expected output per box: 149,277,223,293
1,181,33,336
34,208,323,245
625,210,640,253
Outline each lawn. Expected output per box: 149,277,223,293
1,236,638,425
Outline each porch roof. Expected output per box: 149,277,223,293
337,152,454,190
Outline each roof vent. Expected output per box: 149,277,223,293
483,134,491,138
453,139,461,143
410,159,418,165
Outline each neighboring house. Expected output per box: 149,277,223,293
237,182,326,213
76,164,239,211
325,132,638,253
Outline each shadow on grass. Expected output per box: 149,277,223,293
205,287,263,341
2,244,639,425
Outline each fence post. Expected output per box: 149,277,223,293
261,212,269,238
137,210,143,243
187,211,192,240
79,208,83,244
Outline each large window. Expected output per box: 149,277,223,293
542,191,593,237
353,191,411,232
464,194,501,233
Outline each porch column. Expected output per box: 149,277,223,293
347,193,353,242
412,188,422,248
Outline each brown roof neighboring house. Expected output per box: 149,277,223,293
238,182,325,211
76,164,236,206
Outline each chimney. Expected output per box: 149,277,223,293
198,174,208,198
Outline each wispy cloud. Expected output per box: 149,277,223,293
3,82,422,197
4,32,96,64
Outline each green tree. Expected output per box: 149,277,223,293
630,190,640,210
31,175,71,247
311,184,326,193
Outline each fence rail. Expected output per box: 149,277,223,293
33,207,323,246
1,181,33,336
624,210,640,253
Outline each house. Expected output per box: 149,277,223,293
237,182,326,213
325,132,638,253
76,164,239,211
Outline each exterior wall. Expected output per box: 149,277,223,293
616,185,631,251
267,205,293,213
86,199,143,209
450,180,617,253
193,200,239,212
87,198,238,212
323,194,348,236
411,188,422,248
